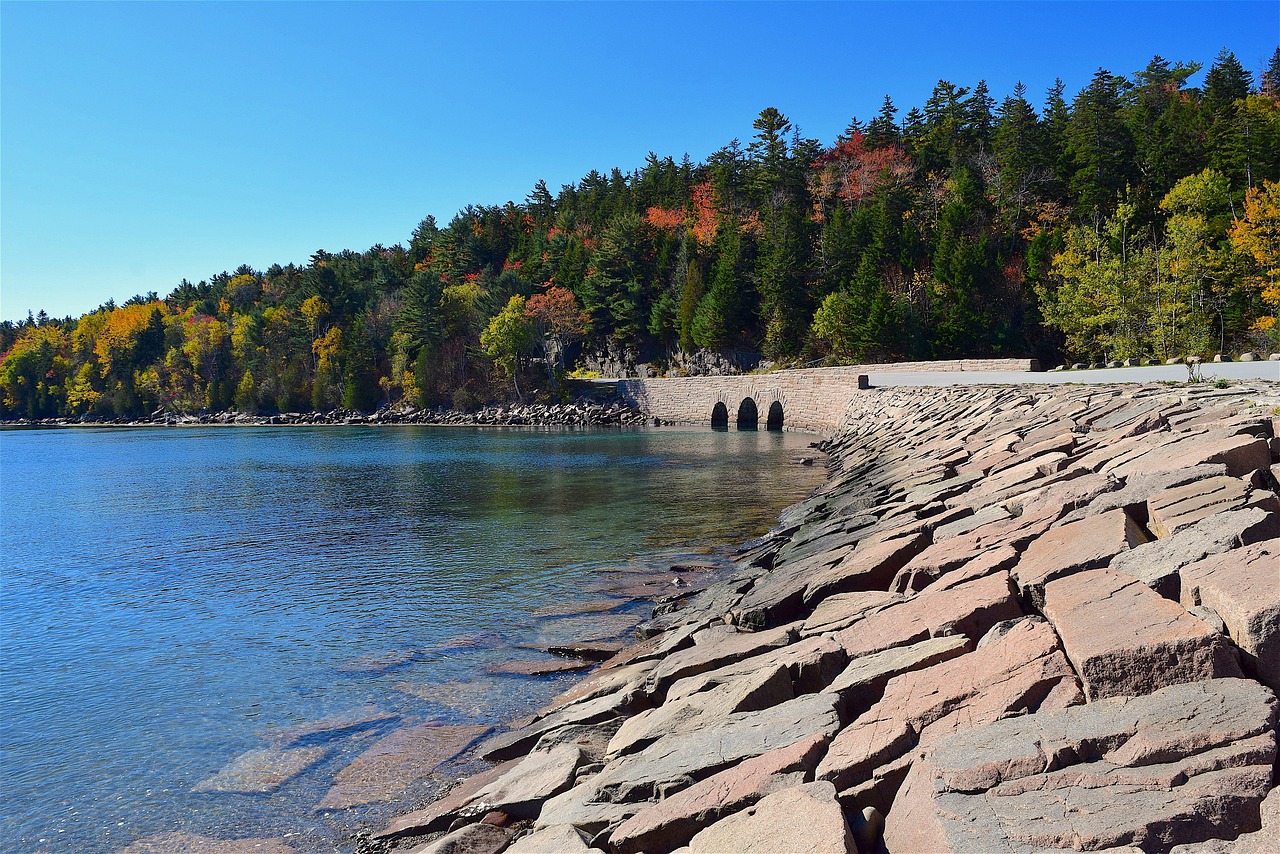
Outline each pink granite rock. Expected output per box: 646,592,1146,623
1181,541,1280,691
407,821,512,854
1147,475,1253,538
1042,568,1242,700
834,571,1023,659
317,723,492,811
1113,430,1272,478
1013,508,1147,609
884,678,1278,852
817,618,1080,792
375,758,523,840
608,734,828,854
673,781,856,854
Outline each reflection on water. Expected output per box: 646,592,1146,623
0,425,825,853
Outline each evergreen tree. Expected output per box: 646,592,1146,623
1066,69,1135,221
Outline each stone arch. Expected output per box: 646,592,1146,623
736,397,759,430
711,401,729,430
766,400,784,431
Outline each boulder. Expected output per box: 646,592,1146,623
825,635,971,720
458,744,585,820
818,618,1080,793
1013,508,1147,609
1042,568,1242,700
407,822,512,854
376,758,524,840
663,635,847,704
548,692,841,815
506,824,593,853
884,679,1278,852
1109,506,1280,599
608,734,828,854
833,571,1023,658
1181,541,1280,691
673,781,856,854
1147,475,1254,538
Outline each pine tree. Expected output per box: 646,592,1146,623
1066,69,1135,221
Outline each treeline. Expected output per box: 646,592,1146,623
3,49,1279,420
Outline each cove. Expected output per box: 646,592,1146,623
0,424,826,853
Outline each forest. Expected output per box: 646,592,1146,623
3,48,1279,419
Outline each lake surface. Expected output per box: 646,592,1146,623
0,425,826,853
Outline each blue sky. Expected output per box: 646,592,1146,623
2,1,1277,322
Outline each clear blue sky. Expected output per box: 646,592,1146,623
2,1,1277,322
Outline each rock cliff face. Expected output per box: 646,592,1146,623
376,381,1280,854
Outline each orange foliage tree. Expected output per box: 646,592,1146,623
525,286,587,380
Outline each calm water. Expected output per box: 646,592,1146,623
0,425,825,853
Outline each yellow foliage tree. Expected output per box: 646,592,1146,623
1229,180,1280,332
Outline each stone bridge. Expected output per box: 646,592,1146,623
617,359,1039,434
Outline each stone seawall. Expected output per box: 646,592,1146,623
618,359,1038,433
376,380,1280,854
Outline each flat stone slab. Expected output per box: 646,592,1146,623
643,624,796,699
408,821,511,854
460,744,585,820
800,590,899,636
673,781,856,854
1110,506,1280,600
1181,541,1280,691
663,635,846,705
885,678,1279,852
506,824,593,853
833,571,1023,659
191,746,327,793
609,734,828,854
826,634,971,720
1013,508,1147,609
1042,568,1242,700
259,706,399,748
553,692,841,812
316,723,491,811
611,664,795,756
1113,430,1272,479
486,658,594,676
119,833,298,854
818,618,1080,793
375,758,523,840
1148,475,1252,538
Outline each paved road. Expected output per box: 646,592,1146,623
868,360,1279,388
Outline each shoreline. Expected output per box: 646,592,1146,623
364,379,1280,854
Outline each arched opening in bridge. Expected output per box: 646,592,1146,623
737,397,758,430
766,400,784,431
711,401,728,431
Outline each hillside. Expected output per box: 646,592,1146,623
3,49,1278,419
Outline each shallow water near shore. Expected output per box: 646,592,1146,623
0,424,826,853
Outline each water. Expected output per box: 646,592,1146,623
0,425,825,853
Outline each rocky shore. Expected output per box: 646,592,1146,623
364,379,1280,854
1,399,647,430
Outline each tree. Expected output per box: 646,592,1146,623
525,286,587,383
1066,69,1135,221
480,295,535,397
1229,180,1280,336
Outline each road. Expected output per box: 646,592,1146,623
867,360,1279,388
